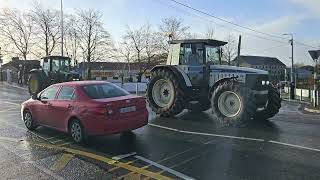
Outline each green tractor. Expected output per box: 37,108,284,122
28,56,81,96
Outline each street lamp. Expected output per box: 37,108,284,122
283,33,295,99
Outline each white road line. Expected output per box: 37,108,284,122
51,138,68,144
134,155,196,180
148,123,264,142
112,152,137,160
269,140,320,152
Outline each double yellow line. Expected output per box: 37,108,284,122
0,137,172,180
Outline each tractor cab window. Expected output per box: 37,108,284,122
51,58,70,72
180,43,204,65
206,46,220,65
42,59,50,71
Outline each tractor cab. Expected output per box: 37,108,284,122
167,39,227,85
41,56,72,74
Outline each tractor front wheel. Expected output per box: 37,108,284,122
28,73,43,96
147,69,186,117
212,81,256,125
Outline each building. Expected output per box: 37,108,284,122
78,60,165,82
0,58,40,82
233,55,286,81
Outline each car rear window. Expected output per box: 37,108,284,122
82,83,130,99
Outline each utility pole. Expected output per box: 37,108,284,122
237,35,241,67
60,0,64,56
283,33,295,99
0,47,2,81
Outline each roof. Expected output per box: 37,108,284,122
41,56,71,60
54,80,109,86
234,56,286,66
1,59,40,71
169,39,227,46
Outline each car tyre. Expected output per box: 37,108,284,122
69,119,86,143
23,110,37,130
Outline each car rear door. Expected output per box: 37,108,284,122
47,86,76,131
37,86,60,126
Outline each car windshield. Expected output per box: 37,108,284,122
82,83,130,99
52,58,70,71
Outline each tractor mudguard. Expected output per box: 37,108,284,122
151,65,192,90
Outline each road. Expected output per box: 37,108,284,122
1,82,320,180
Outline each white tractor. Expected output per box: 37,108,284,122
146,39,281,124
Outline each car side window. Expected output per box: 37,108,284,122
57,86,75,100
40,86,59,100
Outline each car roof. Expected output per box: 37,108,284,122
53,81,110,87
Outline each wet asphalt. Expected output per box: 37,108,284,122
0,82,320,180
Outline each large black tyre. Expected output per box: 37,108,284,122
253,86,281,121
211,81,256,125
147,69,186,117
28,73,44,96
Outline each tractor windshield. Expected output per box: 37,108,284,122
180,43,204,65
206,45,220,65
51,58,71,72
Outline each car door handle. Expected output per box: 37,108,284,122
67,104,72,109
47,102,52,106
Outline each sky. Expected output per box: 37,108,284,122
0,0,319,66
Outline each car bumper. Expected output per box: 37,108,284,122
83,111,148,136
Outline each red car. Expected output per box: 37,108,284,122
21,81,148,143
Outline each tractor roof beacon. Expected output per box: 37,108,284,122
146,39,281,125
28,56,81,97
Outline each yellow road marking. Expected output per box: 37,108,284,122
31,142,172,180
50,153,74,171
108,159,138,172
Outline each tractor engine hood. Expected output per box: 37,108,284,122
210,65,268,75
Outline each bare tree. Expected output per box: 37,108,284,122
30,4,60,57
144,23,160,70
158,17,190,53
118,38,134,76
64,14,80,64
75,9,113,79
124,25,145,82
205,26,215,39
222,34,237,65
0,8,35,60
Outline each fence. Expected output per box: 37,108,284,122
283,87,320,105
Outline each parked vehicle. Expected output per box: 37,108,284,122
21,81,148,143
28,56,81,96
147,39,281,124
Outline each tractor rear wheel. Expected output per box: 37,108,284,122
211,81,256,125
147,69,186,117
253,86,281,121
28,73,43,96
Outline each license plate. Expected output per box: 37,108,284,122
120,106,136,113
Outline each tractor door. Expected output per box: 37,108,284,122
179,43,207,86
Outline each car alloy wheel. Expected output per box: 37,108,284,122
71,121,83,143
24,111,33,128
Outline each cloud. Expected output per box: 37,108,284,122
288,0,320,17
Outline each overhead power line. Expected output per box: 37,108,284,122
168,0,319,49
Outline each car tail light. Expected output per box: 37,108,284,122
106,104,115,115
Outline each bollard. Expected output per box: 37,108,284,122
300,89,302,101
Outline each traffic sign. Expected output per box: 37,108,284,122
308,50,320,61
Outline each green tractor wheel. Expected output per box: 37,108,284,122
28,73,43,96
